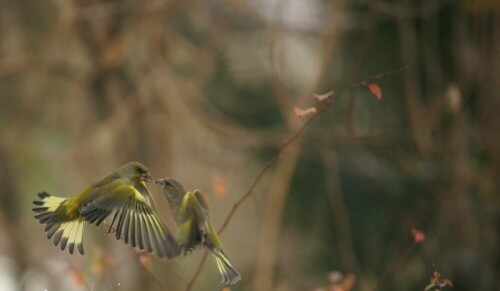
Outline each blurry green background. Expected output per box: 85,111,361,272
0,0,498,290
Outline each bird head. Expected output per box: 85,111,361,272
119,162,152,183
155,177,186,200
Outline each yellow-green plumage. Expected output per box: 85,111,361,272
32,162,178,258
33,192,85,254
156,177,241,285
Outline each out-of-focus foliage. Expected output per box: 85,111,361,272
0,0,498,290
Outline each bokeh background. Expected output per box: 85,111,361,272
0,0,498,290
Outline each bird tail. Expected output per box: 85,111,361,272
211,248,241,285
32,192,85,255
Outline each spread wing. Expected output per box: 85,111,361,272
80,184,178,259
135,181,160,212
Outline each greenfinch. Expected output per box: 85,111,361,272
155,177,241,285
32,162,178,258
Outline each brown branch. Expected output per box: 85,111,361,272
218,119,314,234
184,66,408,290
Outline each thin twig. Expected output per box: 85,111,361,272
184,66,408,290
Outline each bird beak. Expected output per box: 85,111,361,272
140,173,153,182
154,179,162,185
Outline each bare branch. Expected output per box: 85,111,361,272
184,66,408,290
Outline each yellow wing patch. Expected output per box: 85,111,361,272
52,219,85,255
33,192,85,255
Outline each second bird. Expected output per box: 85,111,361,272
156,177,241,285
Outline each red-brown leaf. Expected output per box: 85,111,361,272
411,228,426,243
214,175,228,198
440,279,453,287
70,266,86,287
431,271,441,284
367,83,382,100
313,90,334,101
293,106,317,117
